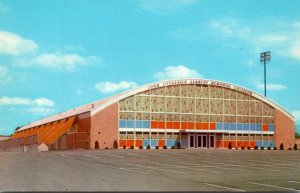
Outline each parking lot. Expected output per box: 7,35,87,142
0,149,299,191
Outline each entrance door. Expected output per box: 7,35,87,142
196,135,207,148
210,135,215,148
189,135,194,148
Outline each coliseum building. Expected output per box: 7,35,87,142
0,79,295,151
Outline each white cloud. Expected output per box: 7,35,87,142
76,89,83,96
154,65,203,80
136,0,197,13
256,83,286,91
17,53,103,70
210,21,233,35
287,40,300,60
32,98,54,107
0,65,10,85
26,107,53,115
291,110,300,122
95,81,138,94
0,31,38,56
0,96,54,107
246,59,255,67
257,34,288,44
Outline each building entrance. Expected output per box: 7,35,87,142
188,134,215,148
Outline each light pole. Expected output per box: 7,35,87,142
260,51,271,97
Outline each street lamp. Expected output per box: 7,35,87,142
260,51,271,97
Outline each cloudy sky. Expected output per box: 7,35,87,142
0,0,300,135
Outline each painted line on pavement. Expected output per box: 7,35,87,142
152,162,219,173
127,153,149,158
288,181,300,184
61,154,75,159
203,183,245,192
178,161,251,172
97,163,149,175
125,163,185,174
84,154,101,159
105,154,125,158
247,182,298,192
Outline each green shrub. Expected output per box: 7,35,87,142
163,145,167,149
273,147,277,150
171,146,175,149
293,144,297,150
146,144,151,149
241,146,245,150
254,146,258,150
176,141,181,149
247,146,251,150
260,146,264,150
280,143,284,150
139,145,143,149
113,140,118,149
155,146,159,149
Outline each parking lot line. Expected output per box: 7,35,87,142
151,162,218,173
127,153,149,158
145,152,168,157
61,154,75,159
125,163,186,174
178,162,251,173
164,152,193,156
288,181,300,184
203,183,245,192
83,154,101,159
247,182,298,191
105,154,125,158
96,163,149,175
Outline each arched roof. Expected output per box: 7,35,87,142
91,78,294,120
18,78,294,132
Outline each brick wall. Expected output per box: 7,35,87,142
275,109,295,149
90,103,119,149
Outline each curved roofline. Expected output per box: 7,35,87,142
18,78,295,132
91,78,295,121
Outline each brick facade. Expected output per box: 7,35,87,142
90,103,119,149
275,109,295,149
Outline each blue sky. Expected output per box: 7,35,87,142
0,0,300,135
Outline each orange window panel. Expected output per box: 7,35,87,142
202,123,209,130
40,121,63,143
216,141,222,148
181,122,187,129
38,122,60,142
158,140,165,147
135,140,142,147
173,122,180,129
166,122,173,129
210,123,216,130
44,117,76,145
262,124,268,131
196,123,202,130
126,140,134,147
243,141,249,147
151,121,157,129
187,122,194,129
119,140,126,148
157,122,165,129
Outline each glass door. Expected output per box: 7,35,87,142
189,135,194,148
